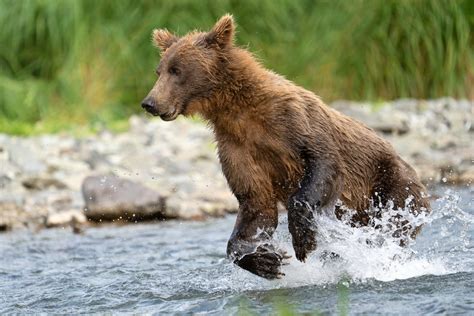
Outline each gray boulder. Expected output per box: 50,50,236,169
82,174,166,222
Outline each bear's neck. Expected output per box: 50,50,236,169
202,48,282,130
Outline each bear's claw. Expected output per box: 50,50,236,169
235,244,290,279
288,202,317,262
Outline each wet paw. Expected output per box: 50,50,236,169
235,244,290,279
288,201,317,262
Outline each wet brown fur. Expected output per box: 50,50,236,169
143,15,431,278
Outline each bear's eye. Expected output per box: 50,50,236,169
168,66,180,76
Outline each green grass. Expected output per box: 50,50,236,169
236,279,350,315
0,0,472,135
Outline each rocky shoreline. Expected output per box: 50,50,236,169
0,98,472,232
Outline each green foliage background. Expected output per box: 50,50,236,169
0,0,472,134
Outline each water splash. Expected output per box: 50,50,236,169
1,188,471,313
222,189,472,290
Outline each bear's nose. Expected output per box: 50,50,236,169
141,98,157,115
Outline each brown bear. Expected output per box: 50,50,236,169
141,15,430,279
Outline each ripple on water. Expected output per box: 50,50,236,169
0,186,472,314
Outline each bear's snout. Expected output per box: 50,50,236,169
141,97,160,116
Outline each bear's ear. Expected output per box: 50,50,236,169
152,29,178,52
205,14,235,48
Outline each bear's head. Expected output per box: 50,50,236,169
141,14,235,121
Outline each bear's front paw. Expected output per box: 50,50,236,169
234,244,290,279
288,200,318,262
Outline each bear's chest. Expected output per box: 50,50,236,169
216,133,303,199
252,140,302,189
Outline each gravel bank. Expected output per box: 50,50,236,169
0,98,472,232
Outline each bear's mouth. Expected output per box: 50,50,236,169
160,109,179,121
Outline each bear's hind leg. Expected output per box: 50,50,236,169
372,160,431,245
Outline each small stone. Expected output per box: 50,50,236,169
0,223,9,232
164,196,205,220
45,210,87,228
4,139,46,174
0,200,26,231
22,176,68,190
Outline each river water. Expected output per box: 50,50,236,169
1,186,473,314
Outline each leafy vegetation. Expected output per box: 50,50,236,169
0,0,472,134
